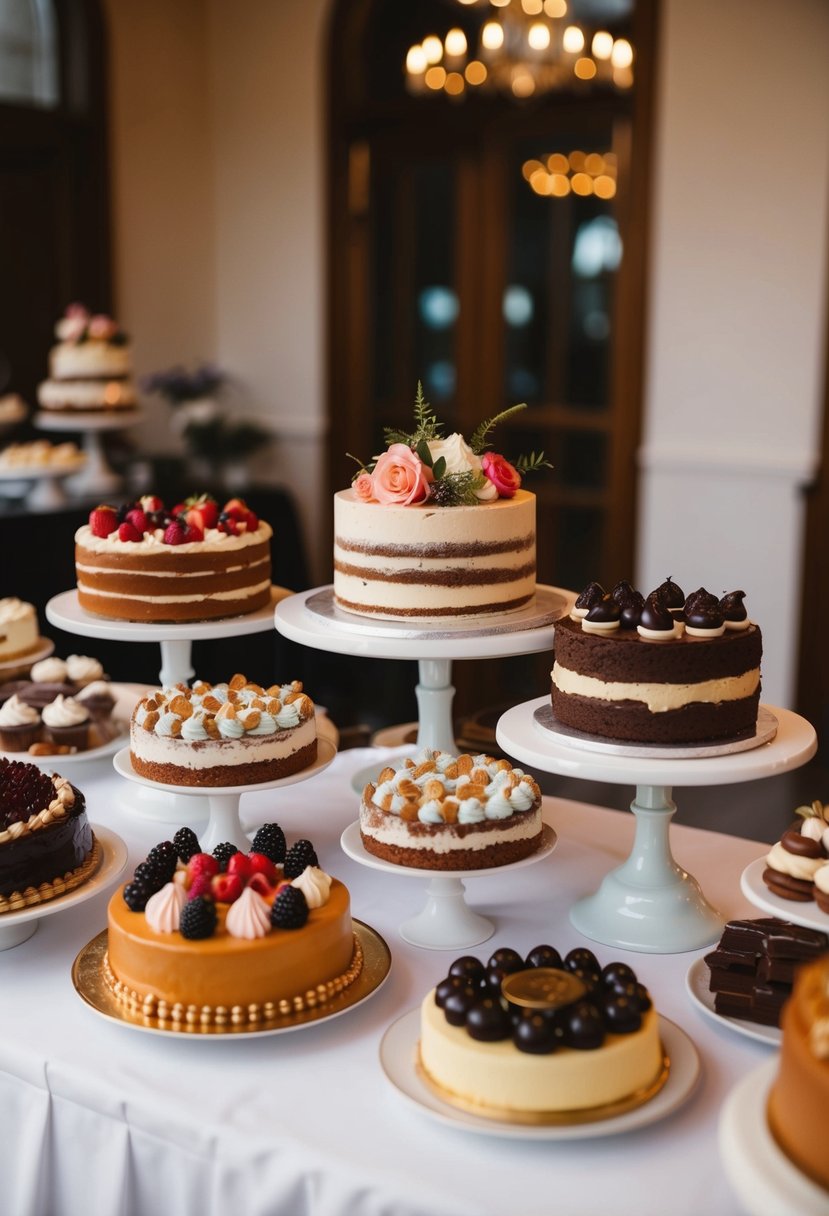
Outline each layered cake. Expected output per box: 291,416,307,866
105,824,361,1026
130,675,317,787
37,303,137,412
767,954,829,1191
0,758,96,911
0,598,40,663
763,799,829,910
334,390,547,620
359,749,543,870
550,578,763,744
419,944,664,1119
704,917,828,1027
75,493,272,622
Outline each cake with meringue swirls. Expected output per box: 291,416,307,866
359,748,543,870
129,675,317,787
104,823,361,1028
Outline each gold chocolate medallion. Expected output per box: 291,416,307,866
501,967,586,1010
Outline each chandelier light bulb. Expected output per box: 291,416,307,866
562,25,585,54
422,35,443,65
490,0,511,8
406,45,428,75
543,0,567,15
445,27,468,57
465,59,488,85
611,38,633,68
528,22,551,51
482,20,505,50
521,0,544,13
591,31,613,60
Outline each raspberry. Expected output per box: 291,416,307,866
118,521,142,543
211,872,244,903
122,879,150,911
212,841,239,872
182,522,204,543
163,521,187,545
180,895,217,939
243,510,259,532
186,852,219,881
89,505,118,538
251,823,286,864
246,852,277,882
173,826,200,863
187,872,214,900
146,841,178,882
283,839,318,880
126,508,149,535
270,885,308,929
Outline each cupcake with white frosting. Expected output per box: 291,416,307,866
42,695,90,750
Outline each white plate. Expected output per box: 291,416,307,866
741,856,828,932
685,956,781,1047
379,1008,700,1140
340,818,557,880
0,683,147,767
719,1059,829,1216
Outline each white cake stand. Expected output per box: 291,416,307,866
496,698,817,954
34,409,142,498
275,585,574,790
0,458,86,509
112,726,337,852
340,818,557,949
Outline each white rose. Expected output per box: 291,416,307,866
428,432,478,475
56,316,87,343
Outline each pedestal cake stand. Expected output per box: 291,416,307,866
496,698,817,954
275,584,574,790
34,409,142,498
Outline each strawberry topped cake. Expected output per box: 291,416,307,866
105,823,361,1027
75,493,272,622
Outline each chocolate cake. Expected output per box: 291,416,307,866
704,918,828,1027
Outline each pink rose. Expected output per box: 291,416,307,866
353,472,375,502
481,452,521,498
88,314,118,340
371,443,432,505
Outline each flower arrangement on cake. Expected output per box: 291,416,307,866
348,383,549,507
54,302,128,347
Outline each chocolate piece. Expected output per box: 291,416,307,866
765,921,829,958
720,590,748,622
762,867,815,901
719,918,781,952
563,1001,604,1049
757,957,797,985
585,594,621,624
639,595,674,632
18,681,76,710
488,947,525,974
574,581,605,610
466,998,512,1042
684,602,725,631
513,1011,558,1054
654,576,685,611
620,597,645,629
525,944,563,970
602,994,642,1034
684,586,720,615
611,580,639,607
443,985,478,1025
448,955,486,985
713,993,781,1027
780,827,823,859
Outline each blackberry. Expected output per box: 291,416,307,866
212,842,239,872
133,860,167,894
123,879,151,911
173,826,200,864
180,895,217,940
146,841,178,882
283,839,318,879
251,822,286,864
270,885,308,930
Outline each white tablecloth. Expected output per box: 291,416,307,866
0,747,777,1216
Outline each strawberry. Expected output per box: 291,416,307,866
89,505,118,538
217,513,239,536
182,522,204,543
185,494,219,530
211,872,244,903
227,852,253,881
126,508,149,535
187,872,215,901
222,497,249,521
171,501,188,518
186,852,219,882
247,872,277,899
118,520,142,542
246,852,277,883
139,495,164,513
163,521,187,545
242,510,259,533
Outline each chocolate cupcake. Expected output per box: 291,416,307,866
0,694,41,752
76,680,116,739
19,681,77,710
29,656,69,685
41,695,90,751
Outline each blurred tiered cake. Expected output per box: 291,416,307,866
37,303,136,413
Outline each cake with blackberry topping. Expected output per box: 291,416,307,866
359,748,543,871
333,388,547,621
0,758,95,911
36,304,136,413
75,493,272,623
550,577,762,744
129,674,317,787
104,824,360,1026
419,944,664,1119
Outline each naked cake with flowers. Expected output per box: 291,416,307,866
333,386,548,621
130,674,317,787
75,493,272,622
37,303,137,412
105,824,360,1026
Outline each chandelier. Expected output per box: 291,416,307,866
405,0,634,100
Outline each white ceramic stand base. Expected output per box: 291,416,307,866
34,409,142,499
275,585,575,792
341,820,556,950
497,698,817,954
113,732,337,850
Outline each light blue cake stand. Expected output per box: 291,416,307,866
496,698,817,954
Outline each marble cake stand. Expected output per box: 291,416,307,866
34,409,142,498
496,698,817,954
275,585,574,790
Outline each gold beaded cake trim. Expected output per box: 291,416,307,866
0,833,100,914
102,933,365,1028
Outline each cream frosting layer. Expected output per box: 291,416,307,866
765,841,826,882
75,521,272,557
130,715,316,771
38,380,137,409
419,994,663,1113
0,598,38,660
360,803,542,854
551,661,760,712
50,343,132,379
79,580,271,606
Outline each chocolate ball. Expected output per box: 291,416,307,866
466,998,512,1042
574,581,605,610
513,1011,558,1054
448,955,486,986
602,994,642,1034
601,961,638,991
563,1001,605,1049
442,985,479,1026
487,947,525,974
525,944,564,971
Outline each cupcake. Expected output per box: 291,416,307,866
65,654,104,688
19,680,76,710
0,679,28,706
29,656,69,685
0,694,42,751
76,679,116,737
41,695,90,751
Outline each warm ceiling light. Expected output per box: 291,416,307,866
490,0,511,7
592,31,614,60
422,35,443,64
543,0,567,15
584,152,604,175
613,65,634,88
465,60,488,85
547,152,569,173
562,25,584,54
530,168,552,194
521,0,544,13
445,71,465,95
445,28,467,57
528,22,551,51
424,65,446,90
511,68,536,97
593,175,617,199
523,158,544,179
482,20,505,50
568,149,585,171
406,46,427,75
611,38,633,69
550,174,571,197
457,0,479,4
574,57,597,79
571,172,593,195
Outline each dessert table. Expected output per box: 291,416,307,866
0,746,785,1216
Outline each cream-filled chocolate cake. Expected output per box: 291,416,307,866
419,944,664,1120
550,579,762,744
130,675,317,787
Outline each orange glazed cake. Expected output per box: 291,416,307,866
130,675,317,787
75,494,271,623
105,824,361,1025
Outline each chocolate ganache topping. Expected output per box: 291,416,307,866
683,587,720,617
583,593,621,634
611,580,638,607
720,590,748,626
684,599,725,634
574,581,605,611
654,576,685,613
638,594,674,633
